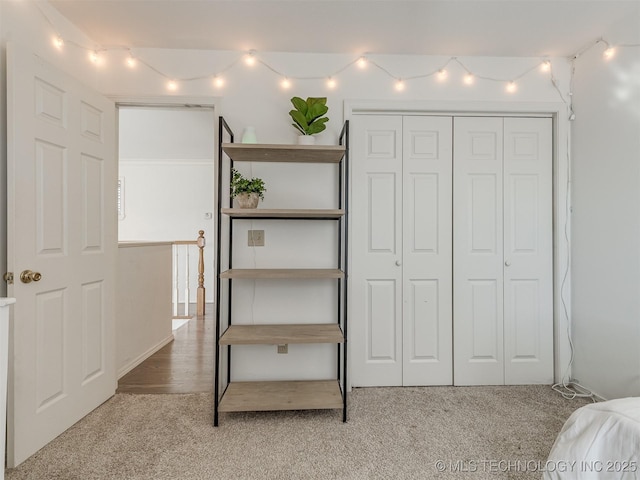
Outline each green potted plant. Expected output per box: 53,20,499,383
231,168,266,209
289,96,329,145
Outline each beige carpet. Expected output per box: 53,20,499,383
5,386,588,480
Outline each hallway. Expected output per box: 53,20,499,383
117,312,214,394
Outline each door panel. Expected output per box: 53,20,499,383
7,43,116,466
408,279,439,356
454,117,505,385
82,154,105,252
81,281,105,382
503,118,553,384
36,140,67,254
351,116,403,386
368,174,398,253
35,289,66,409
402,116,452,386
367,279,398,361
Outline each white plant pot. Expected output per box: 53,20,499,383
297,135,316,146
236,192,259,209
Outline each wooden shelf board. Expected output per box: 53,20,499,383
222,143,345,163
222,208,345,219
218,380,343,412
220,268,344,280
220,324,344,345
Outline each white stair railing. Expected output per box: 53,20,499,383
172,230,206,318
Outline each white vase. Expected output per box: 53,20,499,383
297,135,316,146
241,127,257,144
236,192,259,209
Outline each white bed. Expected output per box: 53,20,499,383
544,397,640,479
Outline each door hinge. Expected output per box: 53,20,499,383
3,272,14,284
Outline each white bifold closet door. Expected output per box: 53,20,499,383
351,114,553,388
351,115,453,386
453,116,553,385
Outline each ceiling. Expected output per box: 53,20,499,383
49,0,639,58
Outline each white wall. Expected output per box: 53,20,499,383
0,0,591,384
116,243,173,377
571,10,640,399
98,49,572,381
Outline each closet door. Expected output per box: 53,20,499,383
453,117,505,385
453,117,553,385
503,117,553,384
402,116,453,385
351,115,453,387
351,115,403,386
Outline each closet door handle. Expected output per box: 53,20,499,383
395,260,402,267
504,260,511,267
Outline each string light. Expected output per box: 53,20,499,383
244,51,256,66
30,0,639,99
53,35,64,49
213,76,225,88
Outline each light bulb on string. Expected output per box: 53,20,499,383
603,47,615,60
394,79,405,91
326,77,337,89
89,50,99,63
437,69,448,81
357,56,368,69
244,51,256,66
506,81,517,93
213,76,225,88
540,60,551,72
463,73,474,85
53,35,64,50
167,80,178,91
280,77,291,89
126,55,137,68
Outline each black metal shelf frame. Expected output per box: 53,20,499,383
214,117,349,426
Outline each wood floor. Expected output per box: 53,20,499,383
117,312,214,394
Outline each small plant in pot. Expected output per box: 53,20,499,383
289,96,329,145
231,168,266,209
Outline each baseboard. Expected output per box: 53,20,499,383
117,334,175,379
567,380,607,402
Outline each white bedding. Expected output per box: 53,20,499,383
544,398,640,479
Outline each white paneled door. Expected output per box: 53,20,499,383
453,117,553,385
6,44,117,466
351,116,403,386
351,115,453,386
351,114,553,388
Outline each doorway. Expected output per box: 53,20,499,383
117,105,216,312
115,101,217,393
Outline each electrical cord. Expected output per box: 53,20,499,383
550,70,595,402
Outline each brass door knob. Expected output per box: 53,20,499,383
20,270,42,283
